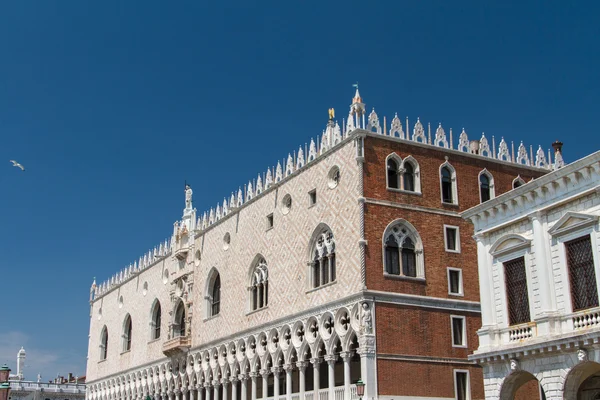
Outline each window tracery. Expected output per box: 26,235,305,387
310,226,336,289
383,220,424,279
440,162,458,204
123,315,132,352
250,258,268,311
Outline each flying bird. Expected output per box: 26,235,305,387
10,160,25,171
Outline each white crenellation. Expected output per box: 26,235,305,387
497,137,510,161
285,154,294,177
366,108,381,134
458,128,469,152
434,123,448,148
308,138,317,162
275,162,283,182
265,168,273,189
389,113,404,139
412,118,426,143
480,133,491,158
296,147,305,169
255,175,263,195
516,141,530,166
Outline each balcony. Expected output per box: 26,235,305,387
162,335,191,357
173,246,189,260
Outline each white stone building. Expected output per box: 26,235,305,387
462,148,600,399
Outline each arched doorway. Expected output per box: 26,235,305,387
564,361,600,400
500,370,546,400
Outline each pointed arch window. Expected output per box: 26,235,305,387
122,315,132,352
512,176,526,189
479,170,495,203
174,301,186,337
211,274,221,316
100,326,108,360
310,227,336,289
387,157,400,189
151,301,162,340
440,163,458,204
250,258,269,311
383,220,424,279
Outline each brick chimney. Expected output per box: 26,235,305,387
0,365,11,400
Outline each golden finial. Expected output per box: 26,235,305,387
328,108,335,120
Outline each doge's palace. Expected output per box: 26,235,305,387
86,88,554,400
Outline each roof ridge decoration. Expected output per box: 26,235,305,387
92,87,560,300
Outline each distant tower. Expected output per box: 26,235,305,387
16,347,25,380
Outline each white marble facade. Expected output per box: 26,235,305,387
463,150,600,399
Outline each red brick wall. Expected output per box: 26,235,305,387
377,359,484,399
376,304,481,357
362,136,547,398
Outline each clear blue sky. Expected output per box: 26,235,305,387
1,0,598,380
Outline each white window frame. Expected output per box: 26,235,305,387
453,369,471,400
439,161,458,205
493,244,534,328
447,267,464,296
385,153,402,191
549,216,600,314
450,315,467,348
382,218,425,280
478,169,495,203
444,225,461,253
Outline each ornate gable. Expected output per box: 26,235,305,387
548,212,599,237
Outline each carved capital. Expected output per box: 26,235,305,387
259,369,270,378
324,355,337,364
340,351,352,362
310,358,321,367
295,361,308,371
271,366,282,376
283,364,294,372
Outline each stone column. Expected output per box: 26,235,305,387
250,373,257,400
358,335,376,400
272,367,281,400
310,358,320,394
475,236,496,349
283,364,293,400
239,375,248,400
189,387,195,400
324,355,336,400
197,385,204,400
296,362,307,400
230,377,238,400
213,380,220,400
204,383,212,400
340,352,351,400
260,370,269,400
221,379,229,400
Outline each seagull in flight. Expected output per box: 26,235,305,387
10,160,25,171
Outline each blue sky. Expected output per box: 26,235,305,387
0,0,599,380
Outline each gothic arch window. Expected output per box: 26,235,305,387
440,162,458,204
383,219,424,279
401,156,421,193
122,315,132,352
309,225,336,289
386,154,401,190
249,257,268,311
173,300,186,337
479,169,495,203
100,326,108,360
512,176,526,189
150,300,161,340
205,269,221,318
